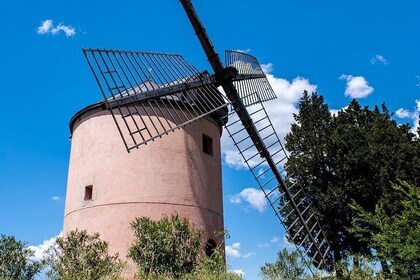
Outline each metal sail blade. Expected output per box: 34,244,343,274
225,50,277,107
180,0,331,273
225,96,331,271
83,48,229,152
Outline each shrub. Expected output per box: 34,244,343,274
45,230,124,280
129,215,203,278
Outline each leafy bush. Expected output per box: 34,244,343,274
0,234,44,280
260,248,307,280
332,256,385,280
45,230,124,280
128,215,203,278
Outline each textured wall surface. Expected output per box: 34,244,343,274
64,105,224,274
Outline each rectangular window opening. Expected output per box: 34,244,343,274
202,134,213,156
84,185,93,201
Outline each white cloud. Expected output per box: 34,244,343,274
229,269,245,277
270,236,280,243
395,99,420,135
51,24,76,37
242,252,255,258
261,63,273,73
37,19,53,34
36,19,76,37
28,232,62,261
268,235,295,250
339,74,374,98
396,108,412,119
416,76,420,88
229,188,268,212
258,243,270,248
370,54,387,65
51,196,60,201
221,63,317,169
226,242,241,258
225,242,255,259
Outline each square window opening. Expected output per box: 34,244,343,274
84,185,93,201
202,134,213,156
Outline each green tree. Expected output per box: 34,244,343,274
284,92,420,269
352,182,420,279
129,215,203,279
260,249,308,280
45,230,124,280
0,234,44,280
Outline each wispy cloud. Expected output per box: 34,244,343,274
52,24,76,37
270,236,280,243
229,188,268,212
242,252,256,258
51,196,60,201
36,19,76,37
370,54,387,65
258,243,270,248
268,235,295,250
416,76,420,88
339,74,374,98
395,99,420,135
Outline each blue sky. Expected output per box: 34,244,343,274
0,0,419,279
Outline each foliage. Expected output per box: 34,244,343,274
0,234,44,280
352,182,420,279
129,215,203,279
332,256,385,280
260,248,308,280
284,92,420,267
260,248,385,280
45,230,124,280
181,246,243,280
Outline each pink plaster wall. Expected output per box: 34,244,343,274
64,105,224,276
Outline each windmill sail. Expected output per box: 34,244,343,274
83,49,229,152
225,98,331,271
180,0,331,273
225,50,277,107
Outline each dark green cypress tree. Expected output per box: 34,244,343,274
284,92,420,270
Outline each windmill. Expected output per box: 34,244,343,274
64,0,331,276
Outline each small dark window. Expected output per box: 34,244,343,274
202,134,213,156
205,239,217,257
84,185,93,201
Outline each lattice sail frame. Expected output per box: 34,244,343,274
226,50,277,106
83,48,229,152
225,95,331,272
224,51,332,271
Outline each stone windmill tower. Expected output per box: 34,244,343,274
64,0,331,276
